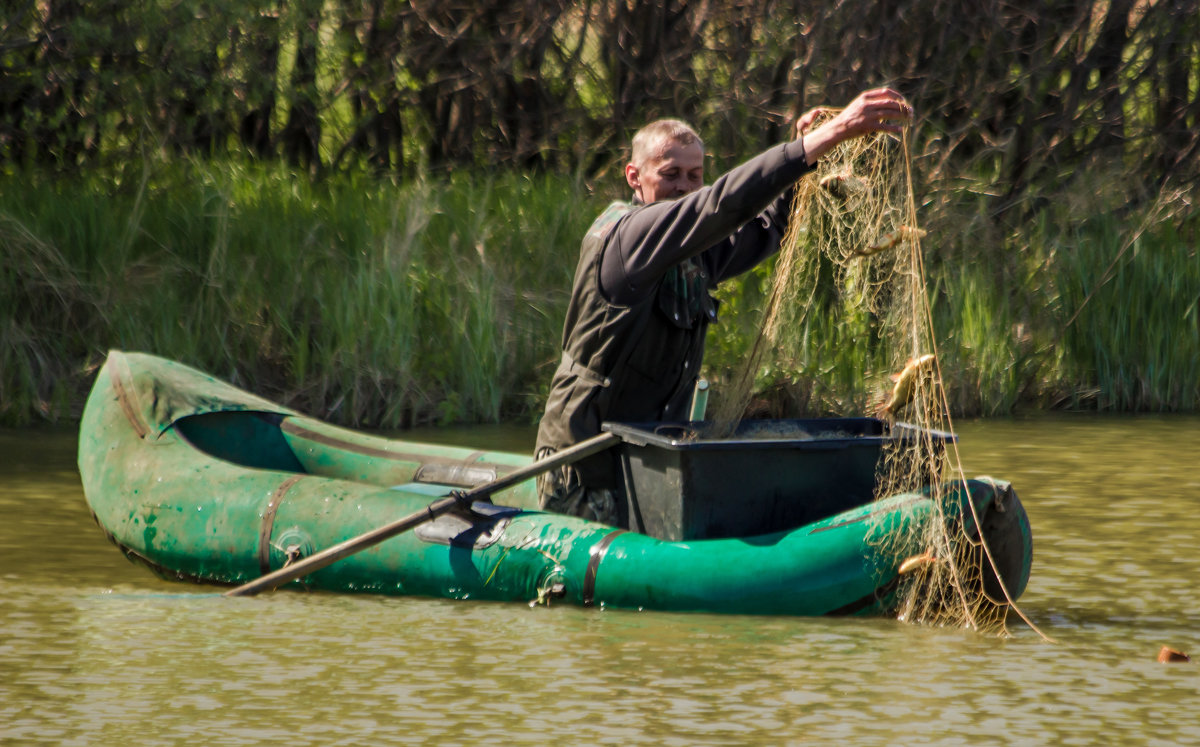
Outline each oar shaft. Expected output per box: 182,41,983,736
223,494,459,598
224,431,620,597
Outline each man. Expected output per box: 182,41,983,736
535,88,913,524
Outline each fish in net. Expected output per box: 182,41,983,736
711,115,1044,637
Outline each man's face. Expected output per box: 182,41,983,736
625,139,704,203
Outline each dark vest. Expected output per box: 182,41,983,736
535,201,718,489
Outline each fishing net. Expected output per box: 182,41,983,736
711,116,1039,637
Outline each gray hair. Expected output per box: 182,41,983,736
630,119,703,167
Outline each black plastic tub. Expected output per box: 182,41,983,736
601,418,954,541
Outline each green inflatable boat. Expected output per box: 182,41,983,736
77,350,1032,616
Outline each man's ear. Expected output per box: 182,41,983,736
625,162,641,198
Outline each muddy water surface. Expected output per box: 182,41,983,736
2,416,1198,745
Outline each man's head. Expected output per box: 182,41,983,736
625,119,704,204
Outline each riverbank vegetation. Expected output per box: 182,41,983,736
4,159,1195,427
2,1,1197,426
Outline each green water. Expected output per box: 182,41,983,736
3,416,1199,745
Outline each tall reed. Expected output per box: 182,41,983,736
1,160,1196,427
0,160,594,427
704,178,1199,418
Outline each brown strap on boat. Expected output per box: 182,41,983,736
108,351,149,439
582,529,627,607
826,575,902,616
259,475,304,574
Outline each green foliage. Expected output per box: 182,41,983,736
6,0,1197,214
2,153,1198,427
0,159,590,427
706,173,1200,419
4,1,1198,428
1047,209,1200,412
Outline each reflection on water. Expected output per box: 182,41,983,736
2,416,1199,745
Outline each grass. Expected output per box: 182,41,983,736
0,159,596,427
1049,208,1200,411
704,175,1200,419
1,158,1197,428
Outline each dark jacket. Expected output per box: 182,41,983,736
535,139,813,490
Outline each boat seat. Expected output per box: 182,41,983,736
412,462,498,488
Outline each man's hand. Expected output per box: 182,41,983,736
798,88,913,165
794,107,828,137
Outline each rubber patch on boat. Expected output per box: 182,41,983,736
414,509,518,549
413,459,497,488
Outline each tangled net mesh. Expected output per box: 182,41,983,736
711,117,1040,637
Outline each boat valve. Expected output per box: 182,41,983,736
272,528,314,570
531,570,568,607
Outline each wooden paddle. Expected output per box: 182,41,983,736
224,431,621,597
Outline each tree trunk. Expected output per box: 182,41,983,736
282,0,322,170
